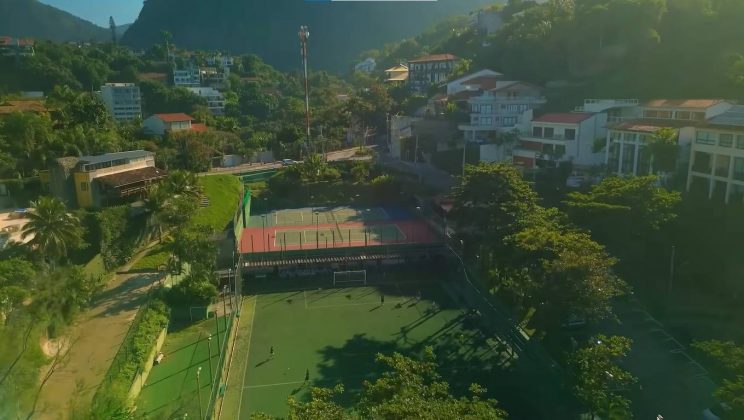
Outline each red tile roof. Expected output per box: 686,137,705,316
408,54,459,63
533,113,593,124
191,123,208,132
154,113,193,122
0,36,33,46
644,99,727,109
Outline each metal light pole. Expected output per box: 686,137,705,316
299,25,312,153
222,285,228,318
315,211,319,249
668,245,676,293
207,336,213,384
196,367,203,420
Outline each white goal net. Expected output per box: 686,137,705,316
333,270,367,286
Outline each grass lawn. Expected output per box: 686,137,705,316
136,316,230,419
130,243,171,271
231,278,525,419
192,175,243,231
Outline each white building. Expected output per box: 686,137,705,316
186,87,226,115
206,55,234,68
686,105,744,204
458,81,546,142
173,67,200,87
200,67,230,87
514,113,607,169
606,99,734,176
446,69,503,96
142,113,207,136
354,57,377,74
98,83,142,122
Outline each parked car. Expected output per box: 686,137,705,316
281,159,295,166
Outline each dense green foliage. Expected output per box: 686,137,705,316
692,340,744,415
570,335,636,420
452,163,628,328
98,206,145,270
258,348,506,419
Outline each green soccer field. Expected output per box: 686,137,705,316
235,281,516,418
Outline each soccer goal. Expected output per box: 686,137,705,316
333,270,367,286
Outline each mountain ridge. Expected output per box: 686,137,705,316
122,0,495,71
0,0,109,42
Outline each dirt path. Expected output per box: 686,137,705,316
32,249,162,419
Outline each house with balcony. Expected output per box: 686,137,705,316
0,37,34,56
186,87,226,115
513,112,607,169
206,55,234,68
47,150,166,208
200,67,230,88
606,99,734,177
98,83,142,122
458,81,545,141
384,64,409,84
142,113,206,135
446,69,503,96
173,67,200,87
686,106,744,204
407,54,460,93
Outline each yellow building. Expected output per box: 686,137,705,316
49,150,166,208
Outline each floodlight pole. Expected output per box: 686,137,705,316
299,25,312,154
196,367,203,420
207,336,213,384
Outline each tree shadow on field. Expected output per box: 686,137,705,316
308,306,574,419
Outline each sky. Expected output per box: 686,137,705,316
39,0,144,27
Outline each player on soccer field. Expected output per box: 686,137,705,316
380,295,385,305
270,346,275,358
305,368,310,382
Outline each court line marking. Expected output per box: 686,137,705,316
237,295,258,419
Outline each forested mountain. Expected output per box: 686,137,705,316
121,0,495,71
0,0,108,42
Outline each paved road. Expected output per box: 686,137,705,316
205,147,365,176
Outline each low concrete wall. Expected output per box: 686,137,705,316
127,326,168,402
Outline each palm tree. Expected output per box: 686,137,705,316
144,184,168,242
163,170,202,199
21,197,84,263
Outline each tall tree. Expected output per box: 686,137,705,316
21,197,85,263
570,335,636,420
692,340,744,416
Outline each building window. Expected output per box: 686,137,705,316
736,135,744,150
734,157,744,181
715,155,731,177
564,129,576,140
555,144,566,158
643,110,658,118
657,110,672,119
693,112,706,121
533,127,543,137
80,182,88,191
696,131,716,145
503,117,516,126
676,111,691,120
730,184,744,203
544,127,555,138
719,133,734,147
481,117,492,126
693,151,713,173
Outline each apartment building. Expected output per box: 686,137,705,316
206,55,234,68
48,151,166,208
98,83,142,122
606,99,734,176
458,81,545,141
0,36,34,56
173,67,200,87
186,87,226,115
686,106,744,204
200,67,230,87
407,54,460,93
513,112,607,169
